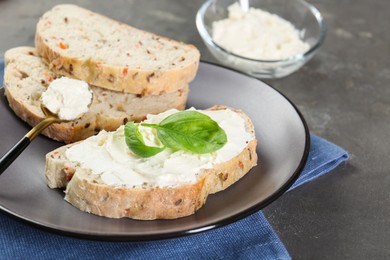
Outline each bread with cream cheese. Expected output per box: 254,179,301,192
45,106,258,220
3,47,188,144
35,4,200,96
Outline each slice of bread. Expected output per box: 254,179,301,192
45,106,258,220
4,47,188,144
35,4,200,95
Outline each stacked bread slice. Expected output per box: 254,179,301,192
3,4,200,143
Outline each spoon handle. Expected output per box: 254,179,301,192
0,137,30,175
239,0,250,12
0,116,59,175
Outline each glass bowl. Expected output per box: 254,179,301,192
196,0,326,79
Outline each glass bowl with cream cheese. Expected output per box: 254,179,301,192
196,0,326,78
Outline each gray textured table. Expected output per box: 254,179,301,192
0,0,388,258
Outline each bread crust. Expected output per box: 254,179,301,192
35,4,200,95
45,106,258,220
4,47,188,144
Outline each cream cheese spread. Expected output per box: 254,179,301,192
212,3,310,60
41,77,92,120
65,108,254,187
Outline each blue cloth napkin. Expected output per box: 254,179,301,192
0,60,348,259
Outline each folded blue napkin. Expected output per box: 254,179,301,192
0,60,348,259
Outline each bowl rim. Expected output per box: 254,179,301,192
196,0,327,63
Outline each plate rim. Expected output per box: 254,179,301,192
0,60,310,241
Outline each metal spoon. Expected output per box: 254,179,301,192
0,97,91,175
238,0,250,12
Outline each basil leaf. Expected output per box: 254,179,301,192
124,122,164,157
155,111,227,154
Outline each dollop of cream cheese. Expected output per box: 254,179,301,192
41,77,92,120
65,108,254,187
212,3,310,60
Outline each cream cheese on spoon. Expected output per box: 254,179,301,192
41,77,92,120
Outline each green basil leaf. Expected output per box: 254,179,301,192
155,110,227,154
124,122,164,158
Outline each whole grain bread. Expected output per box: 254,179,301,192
45,106,258,220
35,4,200,95
4,47,188,144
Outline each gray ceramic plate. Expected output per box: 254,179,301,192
0,62,309,241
